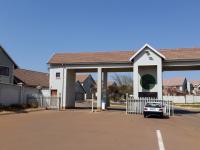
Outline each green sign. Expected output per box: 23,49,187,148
140,74,156,90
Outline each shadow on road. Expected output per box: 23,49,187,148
107,107,126,112
174,107,200,116
74,106,97,110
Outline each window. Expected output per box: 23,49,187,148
56,72,60,78
0,66,9,76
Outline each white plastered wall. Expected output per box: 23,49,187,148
133,46,163,99
49,67,65,97
49,67,76,108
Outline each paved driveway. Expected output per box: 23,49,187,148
0,109,200,150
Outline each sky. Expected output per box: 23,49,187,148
0,0,200,80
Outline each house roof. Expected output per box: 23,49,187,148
48,51,133,64
0,45,18,68
107,81,117,86
76,74,89,83
75,80,86,93
48,47,200,65
190,80,200,87
160,48,200,61
163,77,186,86
14,69,49,88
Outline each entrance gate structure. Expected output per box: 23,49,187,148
48,44,200,112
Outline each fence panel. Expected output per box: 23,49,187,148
42,96,61,109
26,96,61,110
126,97,174,116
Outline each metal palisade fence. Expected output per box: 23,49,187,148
126,96,174,116
43,96,61,110
27,95,61,110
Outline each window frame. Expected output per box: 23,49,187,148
0,65,10,77
56,72,61,79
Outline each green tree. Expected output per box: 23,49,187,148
108,73,133,101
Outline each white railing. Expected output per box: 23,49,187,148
27,96,61,110
126,97,174,116
42,96,61,110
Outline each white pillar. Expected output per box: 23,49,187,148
61,68,67,109
157,65,163,99
97,68,102,109
66,69,76,108
134,65,139,99
84,93,87,100
18,83,24,104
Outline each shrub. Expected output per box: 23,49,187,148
9,104,25,110
27,100,39,108
0,103,5,111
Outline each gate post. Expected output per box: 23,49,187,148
126,93,128,114
97,68,102,110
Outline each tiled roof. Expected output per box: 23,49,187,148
76,74,89,83
190,80,200,87
48,51,134,64
48,48,200,64
14,69,49,88
160,48,200,60
163,77,186,86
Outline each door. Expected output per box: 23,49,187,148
51,90,57,96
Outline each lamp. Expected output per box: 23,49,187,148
145,49,150,55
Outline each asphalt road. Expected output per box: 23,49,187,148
0,108,200,150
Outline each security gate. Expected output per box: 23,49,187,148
26,95,61,110
43,96,61,109
126,97,174,116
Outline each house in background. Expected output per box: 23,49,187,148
49,73,96,100
163,77,192,96
108,81,117,87
0,45,18,84
76,74,96,100
190,80,200,95
14,71,97,100
0,45,50,105
14,69,50,97
75,80,86,101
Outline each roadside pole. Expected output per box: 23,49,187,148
126,93,128,114
172,101,174,116
168,100,171,116
92,94,94,112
